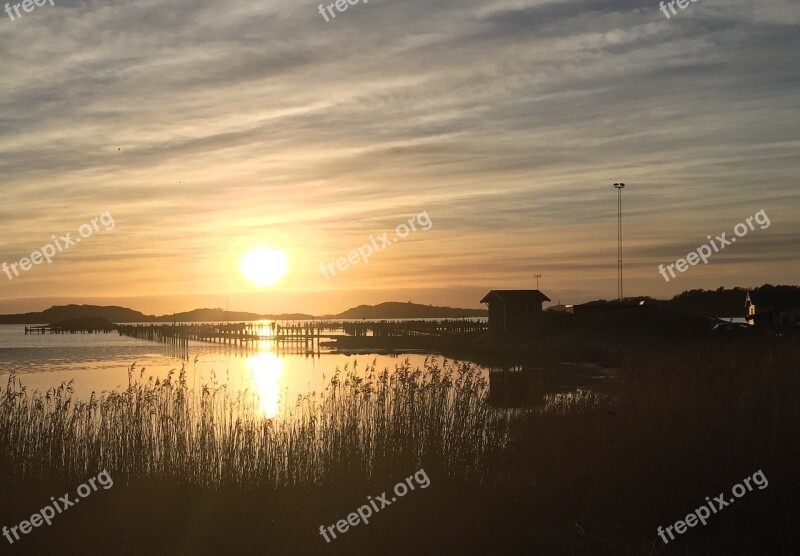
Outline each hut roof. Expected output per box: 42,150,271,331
480,290,551,304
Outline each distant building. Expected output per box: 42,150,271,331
745,292,756,325
747,291,800,334
546,302,574,314
751,304,800,334
480,290,551,334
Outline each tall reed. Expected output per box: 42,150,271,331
0,358,510,489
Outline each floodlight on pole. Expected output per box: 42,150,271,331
613,183,626,301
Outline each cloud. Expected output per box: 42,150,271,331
0,0,798,311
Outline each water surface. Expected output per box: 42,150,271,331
0,323,487,418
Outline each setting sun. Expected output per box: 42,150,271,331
239,248,288,286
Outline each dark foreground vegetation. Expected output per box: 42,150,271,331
0,340,798,555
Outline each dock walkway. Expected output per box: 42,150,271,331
116,319,487,351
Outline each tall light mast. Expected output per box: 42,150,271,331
613,183,626,301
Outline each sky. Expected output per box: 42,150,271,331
0,0,798,315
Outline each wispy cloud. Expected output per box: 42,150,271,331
1,0,798,312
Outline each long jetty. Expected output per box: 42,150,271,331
116,319,487,351
25,325,115,335
117,322,327,351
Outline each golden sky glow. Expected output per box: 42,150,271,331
1,0,798,315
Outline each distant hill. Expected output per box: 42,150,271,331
667,285,800,316
153,308,314,323
49,316,117,332
0,305,153,324
329,302,487,320
0,305,313,324
0,302,482,324
576,285,800,318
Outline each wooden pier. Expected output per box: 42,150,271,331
115,319,487,350
116,322,331,352
25,317,116,335
25,325,116,335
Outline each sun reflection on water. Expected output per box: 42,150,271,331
246,352,285,418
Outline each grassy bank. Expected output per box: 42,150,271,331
0,341,798,554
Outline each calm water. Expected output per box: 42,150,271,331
0,323,488,418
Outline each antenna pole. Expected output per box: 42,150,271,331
613,183,626,301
